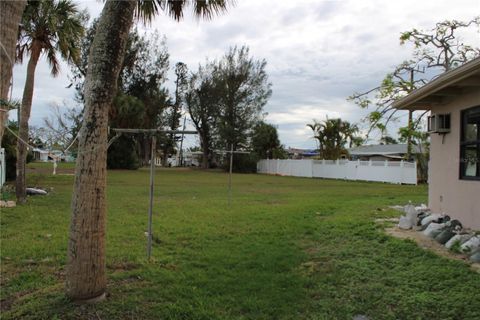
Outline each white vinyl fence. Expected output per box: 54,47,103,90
257,159,417,185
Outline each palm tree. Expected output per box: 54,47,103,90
341,121,361,148
67,0,230,302
0,1,26,148
15,0,84,203
306,121,320,152
308,118,361,159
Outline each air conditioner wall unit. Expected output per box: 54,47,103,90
428,113,451,133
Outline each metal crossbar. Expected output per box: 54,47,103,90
110,128,197,135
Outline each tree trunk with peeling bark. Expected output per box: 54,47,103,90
16,41,41,203
66,0,136,302
0,0,26,147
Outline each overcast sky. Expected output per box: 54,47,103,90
10,0,480,149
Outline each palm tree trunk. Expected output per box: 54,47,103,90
16,42,41,203
66,0,136,302
0,0,27,147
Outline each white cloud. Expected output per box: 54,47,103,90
10,0,480,150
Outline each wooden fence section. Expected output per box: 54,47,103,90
257,159,417,185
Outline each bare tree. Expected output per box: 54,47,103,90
400,16,480,71
41,103,82,153
349,17,479,158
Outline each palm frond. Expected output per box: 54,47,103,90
17,0,84,73
135,0,231,23
45,43,60,77
193,0,230,21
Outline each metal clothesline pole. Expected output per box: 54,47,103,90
178,116,187,166
147,135,156,260
109,127,197,260
215,145,250,207
228,144,234,206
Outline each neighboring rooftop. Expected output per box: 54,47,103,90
348,144,425,156
393,57,480,110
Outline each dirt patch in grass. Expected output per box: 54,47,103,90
107,261,140,272
0,284,61,313
384,226,480,273
1,295,17,313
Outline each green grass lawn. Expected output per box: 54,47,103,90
1,163,479,319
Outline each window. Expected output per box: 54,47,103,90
460,106,480,180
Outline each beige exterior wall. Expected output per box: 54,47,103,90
428,90,480,229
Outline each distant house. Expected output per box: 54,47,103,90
393,57,480,229
32,148,50,162
347,144,425,161
32,148,75,162
286,148,319,159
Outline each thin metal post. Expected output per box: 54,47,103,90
106,127,197,259
178,116,187,166
213,147,249,206
228,144,233,206
147,135,156,260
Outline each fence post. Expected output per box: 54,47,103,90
310,159,313,178
414,160,418,185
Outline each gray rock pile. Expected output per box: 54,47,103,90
396,203,480,263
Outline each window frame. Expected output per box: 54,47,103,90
459,105,480,181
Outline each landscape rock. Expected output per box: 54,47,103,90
435,220,463,244
421,213,442,226
447,219,463,229
445,234,472,249
415,204,428,212
435,229,456,245
461,236,480,253
418,220,433,231
405,206,418,227
353,315,369,320
470,250,480,263
26,188,48,196
0,200,16,208
416,212,428,226
438,215,451,223
403,202,416,214
423,222,446,238
398,216,413,230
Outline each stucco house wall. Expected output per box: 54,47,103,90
428,89,480,229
